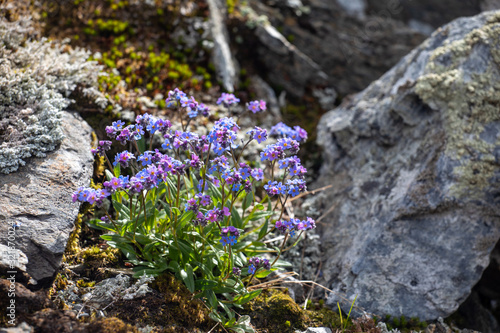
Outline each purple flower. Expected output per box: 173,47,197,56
220,226,240,246
193,211,208,227
133,125,145,140
103,177,123,192
217,93,240,106
270,123,307,142
166,88,187,107
251,168,263,181
91,140,112,156
146,120,159,133
185,198,199,212
264,180,279,196
248,100,266,113
162,139,173,150
248,256,271,274
206,209,220,222
233,267,241,276
128,177,144,194
249,126,267,144
112,120,125,131
188,154,203,169
197,103,210,117
197,193,212,206
113,150,135,168
213,143,229,156
116,127,132,145
138,151,153,166
259,100,267,111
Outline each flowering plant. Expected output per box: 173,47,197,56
74,89,316,331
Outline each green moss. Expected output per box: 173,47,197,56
105,273,213,332
242,289,310,332
383,314,427,332
87,317,140,333
414,19,500,200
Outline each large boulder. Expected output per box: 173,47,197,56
232,1,500,99
316,11,500,320
0,111,94,283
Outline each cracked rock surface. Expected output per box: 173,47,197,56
0,112,93,283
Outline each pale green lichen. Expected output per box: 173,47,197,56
0,15,107,174
414,19,500,199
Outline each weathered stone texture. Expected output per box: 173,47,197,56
0,112,93,283
316,11,500,320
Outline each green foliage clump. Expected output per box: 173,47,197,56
383,314,427,331
243,289,310,332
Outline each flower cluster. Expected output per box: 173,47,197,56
275,217,316,237
72,186,108,206
247,100,266,113
247,126,267,144
166,88,210,118
220,226,240,246
91,140,112,156
270,122,308,142
105,114,172,145
248,257,271,274
73,90,319,330
216,92,240,107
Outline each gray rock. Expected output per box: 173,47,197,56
238,1,500,100
253,21,328,98
244,0,425,98
207,0,238,92
295,328,332,333
481,0,500,11
315,11,500,320
0,322,33,333
336,0,366,19
0,111,94,283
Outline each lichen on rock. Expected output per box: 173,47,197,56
0,14,106,174
415,19,500,200
315,10,500,321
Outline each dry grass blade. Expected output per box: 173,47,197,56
289,184,334,202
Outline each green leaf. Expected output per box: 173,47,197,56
248,211,274,222
206,290,218,308
258,219,268,240
231,207,243,229
112,163,121,177
272,259,292,269
208,181,222,201
105,169,114,181
234,289,262,305
180,264,195,293
132,260,168,277
255,269,273,279
168,260,181,273
242,191,253,211
136,136,146,153
164,175,178,194
195,279,218,290
177,239,195,261
86,219,117,232
177,210,194,233
255,203,264,211
209,310,222,323
171,207,181,217
112,201,130,222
